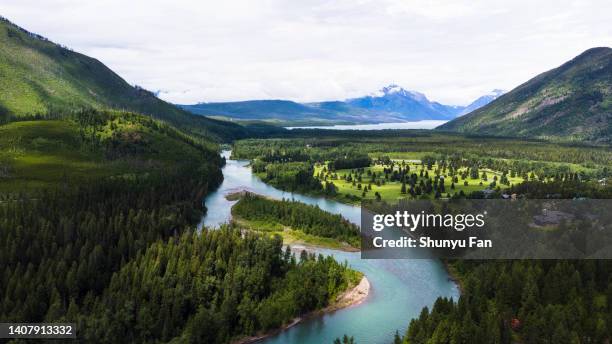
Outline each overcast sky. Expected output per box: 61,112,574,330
2,0,611,105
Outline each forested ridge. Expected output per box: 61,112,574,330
233,135,611,175
438,47,612,143
0,109,221,339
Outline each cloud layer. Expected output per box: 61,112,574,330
2,0,611,104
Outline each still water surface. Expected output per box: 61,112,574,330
286,120,447,130
201,151,458,344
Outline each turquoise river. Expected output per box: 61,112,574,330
200,151,459,344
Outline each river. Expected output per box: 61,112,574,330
200,151,459,344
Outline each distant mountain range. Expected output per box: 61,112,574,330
439,47,611,143
180,85,504,125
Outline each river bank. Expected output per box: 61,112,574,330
233,276,370,344
202,150,459,344
442,260,464,294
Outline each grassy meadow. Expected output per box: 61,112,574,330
314,160,525,202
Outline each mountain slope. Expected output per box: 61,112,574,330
438,48,612,142
0,17,248,141
181,85,499,125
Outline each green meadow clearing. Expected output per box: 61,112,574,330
314,160,526,202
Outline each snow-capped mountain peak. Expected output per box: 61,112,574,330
371,84,428,101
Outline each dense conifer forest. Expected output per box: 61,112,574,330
0,110,360,343
402,260,612,343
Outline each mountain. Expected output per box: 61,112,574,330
184,100,336,121
438,48,612,143
342,84,462,120
0,17,248,141
180,85,499,125
459,89,505,116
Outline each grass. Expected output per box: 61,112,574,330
232,216,359,251
281,229,359,251
314,160,525,202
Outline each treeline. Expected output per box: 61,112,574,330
252,161,323,193
328,155,371,170
401,260,612,343
232,193,361,247
233,135,611,178
508,180,612,199
232,139,371,170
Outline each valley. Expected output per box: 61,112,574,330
200,151,458,343
0,9,611,344
229,130,612,342
0,17,372,344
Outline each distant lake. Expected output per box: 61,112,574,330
286,120,447,130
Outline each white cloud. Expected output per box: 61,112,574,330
2,0,611,105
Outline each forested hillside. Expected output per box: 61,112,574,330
438,47,612,143
0,16,250,141
0,110,361,342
